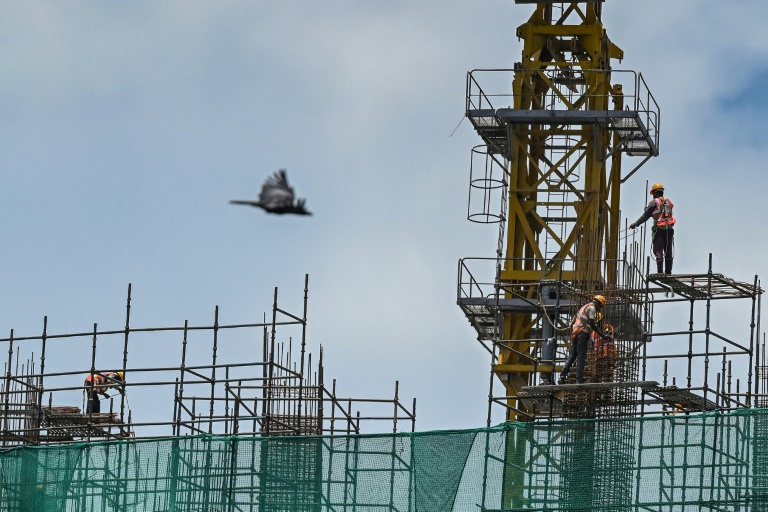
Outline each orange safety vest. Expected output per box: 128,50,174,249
591,330,617,357
571,303,597,337
85,373,106,385
85,372,119,393
652,197,676,228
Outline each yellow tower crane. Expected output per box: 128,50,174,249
459,1,659,421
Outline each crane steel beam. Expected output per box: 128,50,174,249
463,2,659,425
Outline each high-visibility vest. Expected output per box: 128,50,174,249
85,373,106,385
571,303,596,336
85,372,119,393
652,197,676,228
591,330,617,358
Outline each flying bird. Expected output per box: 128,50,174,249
230,169,312,215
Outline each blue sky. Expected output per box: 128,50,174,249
0,1,766,433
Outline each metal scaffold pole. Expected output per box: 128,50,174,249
456,1,764,510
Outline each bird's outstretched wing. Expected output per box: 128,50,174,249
230,169,311,215
258,169,295,210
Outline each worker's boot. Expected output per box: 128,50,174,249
665,259,673,275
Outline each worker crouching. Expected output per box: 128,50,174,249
591,324,617,383
84,371,125,414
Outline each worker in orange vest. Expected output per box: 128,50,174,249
592,324,617,383
84,371,125,414
559,295,607,384
630,182,676,274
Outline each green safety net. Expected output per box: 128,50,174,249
2,408,768,511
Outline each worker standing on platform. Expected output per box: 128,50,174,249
629,182,676,274
559,295,607,384
84,371,125,414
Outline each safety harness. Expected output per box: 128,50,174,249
652,197,676,228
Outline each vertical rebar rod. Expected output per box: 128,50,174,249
759,285,763,401
13,352,20,439
209,306,219,434
487,342,496,427
318,346,324,435
120,283,132,424
747,275,758,407
330,379,336,435
172,379,179,436
687,297,695,389
715,373,721,407
720,348,727,406
640,260,650,416
260,322,268,432
252,397,257,435
35,317,48,444
2,331,13,447
234,380,242,435
756,306,764,400
297,274,309,428
88,323,98,442
176,321,189,434
266,288,279,436
703,254,714,404
393,381,399,434
224,366,230,435
347,398,353,435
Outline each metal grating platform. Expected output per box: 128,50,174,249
517,388,563,413
457,301,496,340
517,382,659,419
612,116,653,156
523,381,659,393
39,406,131,441
649,273,763,300
466,108,658,160
458,296,577,340
641,385,719,412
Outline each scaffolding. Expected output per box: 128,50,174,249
457,0,765,425
461,0,662,425
0,275,415,446
457,252,763,423
456,1,767,510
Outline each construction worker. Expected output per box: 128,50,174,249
592,324,617,383
629,182,676,274
84,371,125,414
559,295,608,384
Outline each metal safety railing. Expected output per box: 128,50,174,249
465,68,660,154
457,255,648,304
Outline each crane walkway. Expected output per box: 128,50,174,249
458,296,577,340
467,108,657,160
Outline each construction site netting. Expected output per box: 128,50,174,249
3,408,768,511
